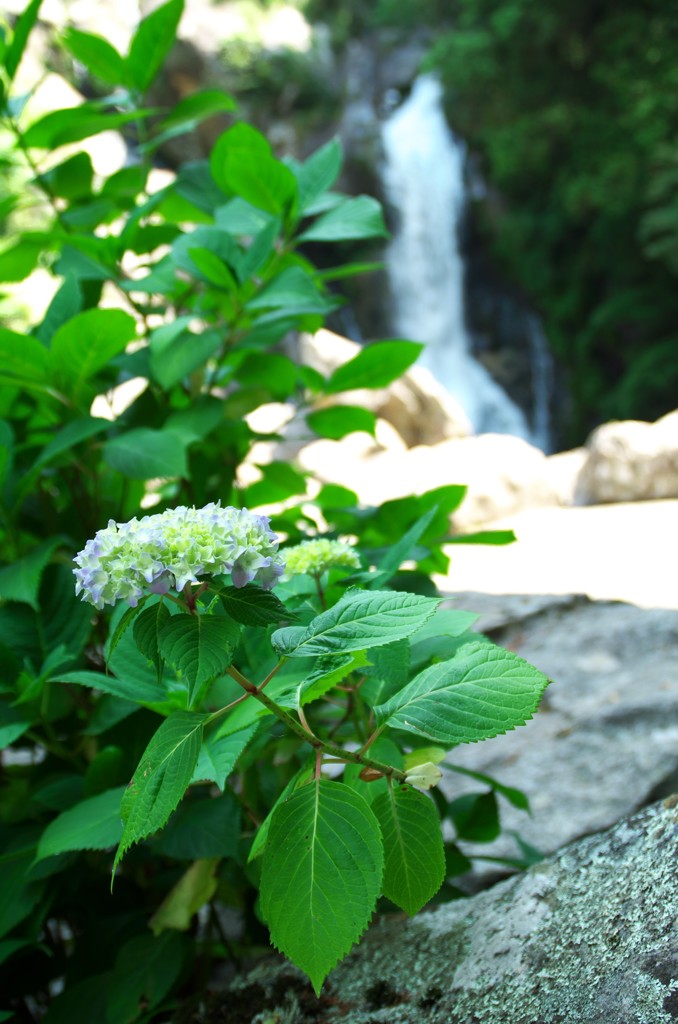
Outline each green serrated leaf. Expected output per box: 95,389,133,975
105,598,150,668
248,761,314,863
153,791,240,860
291,137,343,212
260,779,383,993
35,787,126,862
217,583,295,627
54,669,163,708
377,505,438,577
299,195,388,242
410,607,480,644
210,122,297,216
134,601,171,680
0,699,32,750
306,404,376,440
158,88,235,131
113,711,207,873
62,27,126,85
187,246,237,289
0,538,63,609
126,0,184,94
191,722,258,790
149,325,223,390
246,266,331,315
271,589,439,659
325,340,423,394
0,326,49,384
106,931,186,1024
33,416,110,470
158,614,241,704
289,651,368,708
103,428,188,479
0,236,42,282
49,308,137,405
375,641,549,746
372,785,445,915
5,0,43,81
23,104,153,149
448,791,500,843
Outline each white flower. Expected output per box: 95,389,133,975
73,503,285,609
404,762,443,791
283,538,360,577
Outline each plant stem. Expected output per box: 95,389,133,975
225,666,407,782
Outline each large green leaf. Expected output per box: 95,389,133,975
299,195,388,242
23,104,152,148
372,785,445,916
271,589,439,658
37,154,94,201
0,700,32,750
126,0,184,94
62,28,126,85
4,0,42,81
260,779,383,993
277,651,368,709
54,669,164,708
158,88,236,131
133,602,171,680
113,711,207,872
103,428,189,479
210,123,297,216
291,137,342,212
0,327,49,384
0,538,63,609
33,417,110,470
158,614,241,704
0,237,42,282
306,405,377,440
217,583,294,627
149,326,223,390
49,308,137,404
325,340,423,394
35,787,126,862
152,791,240,859
191,722,258,790
106,932,186,1024
375,641,549,745
248,762,314,863
246,266,331,315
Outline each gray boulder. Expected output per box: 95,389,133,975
576,410,678,504
207,800,678,1023
440,597,678,867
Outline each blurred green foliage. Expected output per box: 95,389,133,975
427,0,678,439
307,0,678,441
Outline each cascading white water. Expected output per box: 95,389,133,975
382,74,533,440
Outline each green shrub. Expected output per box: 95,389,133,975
0,2,545,1017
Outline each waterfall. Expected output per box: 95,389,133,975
381,75,535,442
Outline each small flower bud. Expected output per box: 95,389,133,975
283,538,360,577
404,762,443,790
359,766,384,782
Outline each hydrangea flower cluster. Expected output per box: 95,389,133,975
283,538,360,577
73,503,285,609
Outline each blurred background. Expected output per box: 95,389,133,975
3,0,678,452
